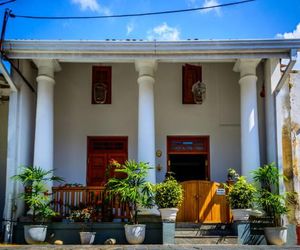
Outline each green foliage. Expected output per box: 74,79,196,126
227,168,239,180
106,160,154,224
252,162,286,191
155,176,184,209
252,162,289,227
12,165,64,223
225,176,256,209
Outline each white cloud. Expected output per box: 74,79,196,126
126,22,134,35
71,0,111,15
276,23,300,39
187,0,221,15
201,0,221,14
147,23,180,41
276,23,300,70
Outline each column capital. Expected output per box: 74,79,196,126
33,59,61,78
135,60,157,77
233,59,261,77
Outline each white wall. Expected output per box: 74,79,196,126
155,63,241,182
54,63,138,184
54,62,241,184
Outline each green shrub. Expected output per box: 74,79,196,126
155,176,184,209
252,162,289,226
226,176,256,209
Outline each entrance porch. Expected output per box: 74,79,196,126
2,39,298,243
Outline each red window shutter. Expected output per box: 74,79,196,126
182,64,202,104
92,66,112,104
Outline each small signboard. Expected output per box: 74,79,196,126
216,188,226,195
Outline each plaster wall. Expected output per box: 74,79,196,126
54,62,242,184
155,63,241,182
54,63,138,184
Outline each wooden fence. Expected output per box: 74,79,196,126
52,186,130,221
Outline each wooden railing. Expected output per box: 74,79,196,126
52,186,130,222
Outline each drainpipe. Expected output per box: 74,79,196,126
0,58,18,243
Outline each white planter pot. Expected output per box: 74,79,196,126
24,225,47,244
264,226,287,245
124,224,146,244
231,209,252,221
159,208,179,222
79,232,96,244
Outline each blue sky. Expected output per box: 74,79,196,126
1,0,300,41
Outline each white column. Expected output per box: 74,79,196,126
264,59,281,163
135,60,157,183
233,59,261,178
33,59,61,174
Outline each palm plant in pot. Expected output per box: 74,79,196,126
12,165,64,244
106,160,154,244
154,174,184,222
225,175,256,221
252,162,289,245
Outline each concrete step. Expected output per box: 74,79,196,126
175,223,236,244
175,235,238,244
176,223,235,236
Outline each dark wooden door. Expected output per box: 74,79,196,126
87,136,128,186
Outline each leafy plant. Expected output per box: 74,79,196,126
12,165,64,223
106,160,154,224
227,168,239,181
155,176,184,209
67,207,95,222
252,162,289,227
225,176,256,209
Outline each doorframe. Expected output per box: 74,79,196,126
86,136,128,185
166,135,210,181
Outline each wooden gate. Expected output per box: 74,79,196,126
177,180,230,223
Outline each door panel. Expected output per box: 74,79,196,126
87,136,128,186
87,154,107,186
177,181,230,223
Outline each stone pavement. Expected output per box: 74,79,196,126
0,245,300,250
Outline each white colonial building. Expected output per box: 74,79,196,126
0,39,300,227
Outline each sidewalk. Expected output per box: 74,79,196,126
0,245,300,250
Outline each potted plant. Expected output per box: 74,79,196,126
67,206,96,244
252,162,289,245
106,160,154,244
227,168,239,181
225,175,256,221
155,175,184,222
12,165,64,244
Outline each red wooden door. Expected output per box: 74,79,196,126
87,137,128,186
88,153,107,186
